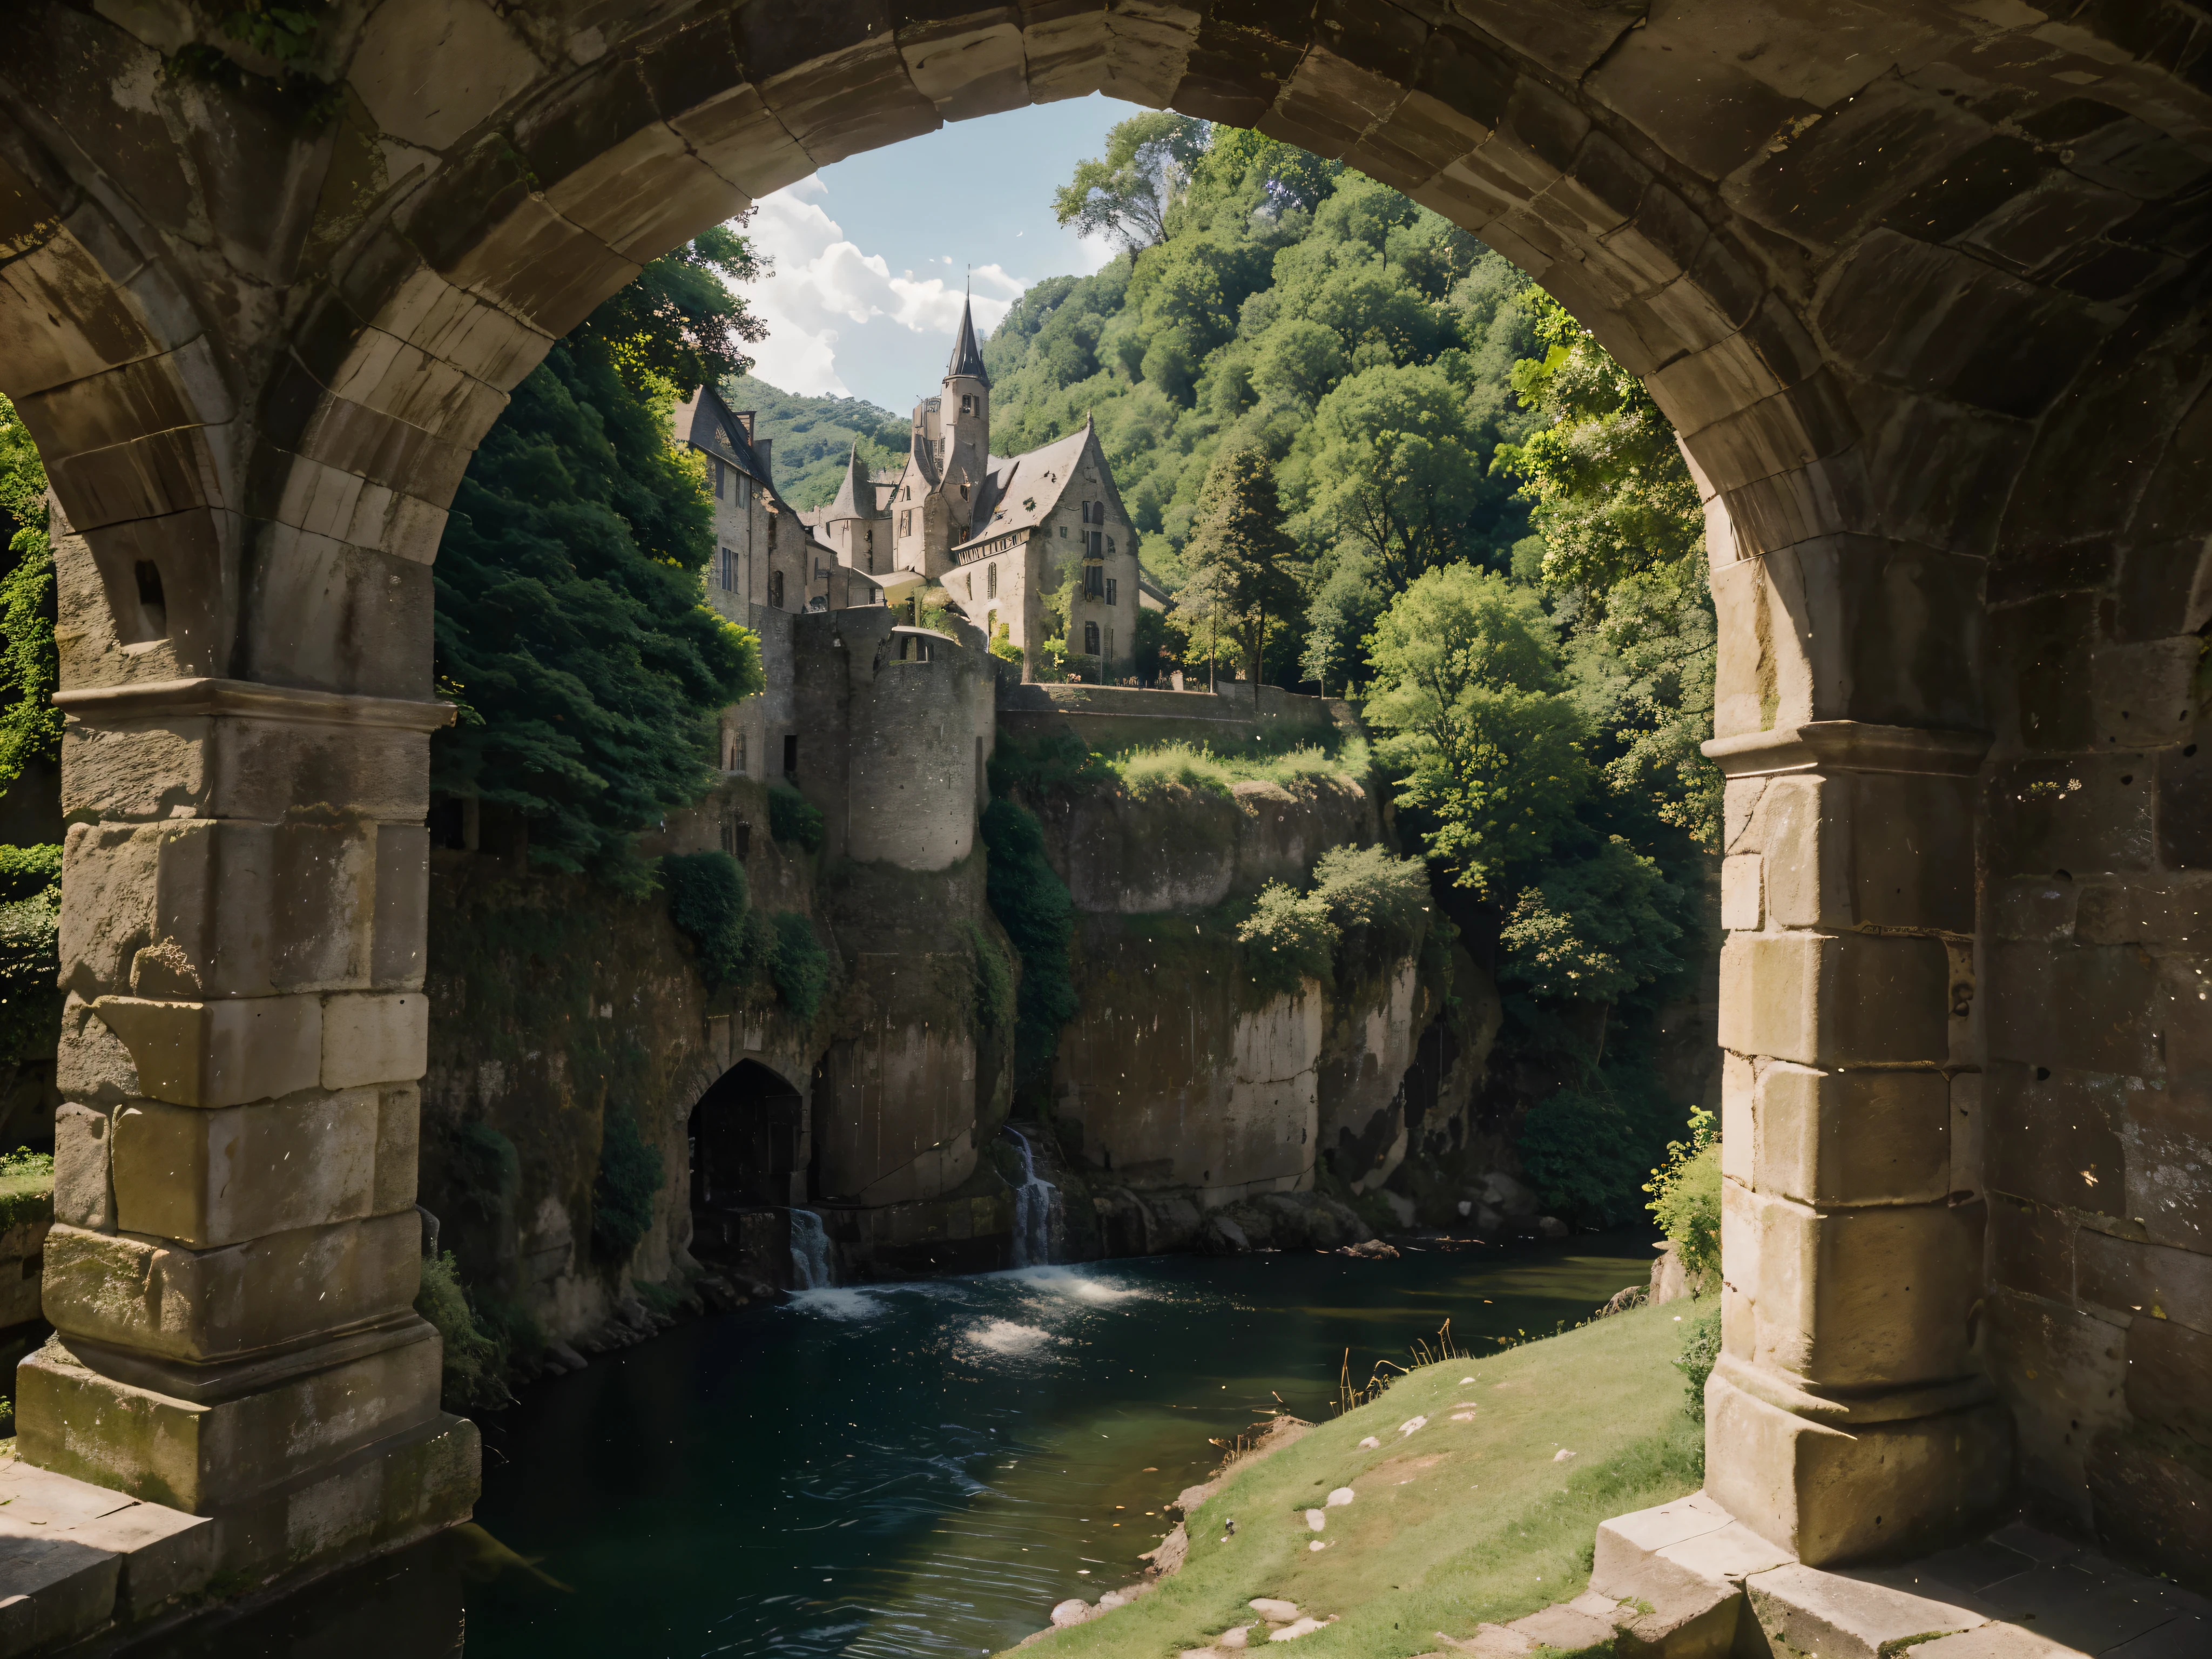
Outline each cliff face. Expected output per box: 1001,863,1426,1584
1034,770,1501,1243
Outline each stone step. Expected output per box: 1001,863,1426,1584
0,1455,212,1656
1588,1495,2212,1659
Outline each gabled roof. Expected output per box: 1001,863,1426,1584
952,418,1105,556
946,294,989,385
678,383,771,483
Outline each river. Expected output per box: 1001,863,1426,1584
143,1235,1658,1658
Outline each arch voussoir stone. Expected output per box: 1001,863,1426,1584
0,0,2207,1619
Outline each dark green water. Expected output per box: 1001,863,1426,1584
147,1236,1656,1657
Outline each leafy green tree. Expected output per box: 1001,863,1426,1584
1362,565,1590,894
1174,447,1300,687
1292,362,1498,590
431,238,766,893
1496,289,1719,847
1498,834,1684,1006
0,397,57,797
1054,112,1210,250
575,223,768,395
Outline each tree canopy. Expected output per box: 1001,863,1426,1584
1052,112,1210,251
0,396,57,799
431,233,767,892
1173,447,1299,686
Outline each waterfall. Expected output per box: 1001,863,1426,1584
1006,1128,1060,1269
788,1209,834,1290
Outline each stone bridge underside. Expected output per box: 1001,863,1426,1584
1,0,2207,1600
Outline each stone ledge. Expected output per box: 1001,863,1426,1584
0,1455,212,1656
1589,1496,2212,1659
1702,722,1992,779
52,677,456,733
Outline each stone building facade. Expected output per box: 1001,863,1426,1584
803,299,1143,679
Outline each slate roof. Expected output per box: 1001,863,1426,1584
679,383,771,483
946,295,990,384
952,419,1102,557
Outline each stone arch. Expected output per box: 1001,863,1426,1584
686,1057,808,1243
2,0,2207,1595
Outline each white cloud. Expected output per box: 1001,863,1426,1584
737,177,1027,397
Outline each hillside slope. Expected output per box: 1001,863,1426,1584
1009,1301,1702,1658
722,374,911,510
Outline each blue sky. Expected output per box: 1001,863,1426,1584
737,96,1149,412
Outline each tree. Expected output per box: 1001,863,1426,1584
1294,362,1499,590
1053,112,1209,251
1362,565,1590,895
1174,447,1299,687
431,237,765,893
1496,288,1718,847
571,221,769,397
0,396,57,798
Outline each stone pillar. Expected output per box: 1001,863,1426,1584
24,673,477,1576
1702,720,2011,1563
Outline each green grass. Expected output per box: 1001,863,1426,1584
0,1149,52,1231
1004,1303,1701,1657
1105,733,1372,801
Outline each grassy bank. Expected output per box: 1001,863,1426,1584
1008,1301,1700,1657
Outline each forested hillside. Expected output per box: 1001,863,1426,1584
726,375,911,510
995,118,1722,1227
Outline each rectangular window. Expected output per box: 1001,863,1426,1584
900,510,911,536
1089,530,1103,557
711,456,725,498
987,562,998,598
732,732,746,774
1084,563,1104,598
1106,627,1115,661
1105,576,1118,606
1058,524,1067,538
961,394,974,414
783,734,798,777
769,569,784,609
720,821,751,860
1106,537,1115,556
1083,621,1100,655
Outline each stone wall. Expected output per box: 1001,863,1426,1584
997,679,1346,758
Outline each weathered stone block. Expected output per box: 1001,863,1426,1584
2076,874,2212,947
2092,640,2200,750
42,1211,421,1361
1708,1374,2012,1565
1950,1072,1982,1203
349,0,545,152
2074,1230,2212,1333
1722,1181,1984,1386
1719,933,1951,1067
1754,1064,1951,1208
90,994,322,1109
1983,1288,2130,1532
372,825,429,988
56,993,139,1108
373,1084,421,1217
2160,738,2212,870
1984,1063,2127,1219
2083,1428,2212,1590
1722,854,1764,931
208,1411,479,1589
1986,756,2155,878
16,1324,440,1512
1985,941,2161,1077
322,991,429,1088
1990,875,2079,942
60,706,436,823
1988,1195,2076,1306
2126,1314,2212,1448
54,1101,114,1231
110,1088,380,1248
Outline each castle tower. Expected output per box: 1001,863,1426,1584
938,292,990,537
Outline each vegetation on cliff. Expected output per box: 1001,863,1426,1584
432,233,767,892
0,400,57,1085
993,119,1718,1225
980,799,1081,1086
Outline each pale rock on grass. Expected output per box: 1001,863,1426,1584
1305,1509,1326,1531
1325,1487,1355,1506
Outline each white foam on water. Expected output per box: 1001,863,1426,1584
968,1319,1055,1355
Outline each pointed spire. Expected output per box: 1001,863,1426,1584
828,440,871,520
946,289,989,386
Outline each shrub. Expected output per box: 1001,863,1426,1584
661,849,758,991
448,1121,520,1224
1675,1300,1723,1422
1237,881,1337,999
591,1097,664,1263
0,847,59,1071
1647,1106,1721,1285
960,919,1015,1034
768,911,832,1022
1310,843,1429,969
768,785,827,853
0,1147,52,1230
415,1252,515,1412
989,623,1023,664
980,798,1080,1082
989,729,1108,797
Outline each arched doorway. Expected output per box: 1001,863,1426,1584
4,0,2206,1592
686,1060,806,1267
